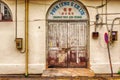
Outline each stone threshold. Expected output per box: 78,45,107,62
42,68,95,77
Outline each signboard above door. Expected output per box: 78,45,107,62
47,0,88,20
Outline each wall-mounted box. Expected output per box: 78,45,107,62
16,38,23,50
92,32,99,39
111,31,117,41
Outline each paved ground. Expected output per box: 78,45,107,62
0,75,120,80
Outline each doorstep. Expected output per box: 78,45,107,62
42,68,95,77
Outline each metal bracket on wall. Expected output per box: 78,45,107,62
16,38,23,50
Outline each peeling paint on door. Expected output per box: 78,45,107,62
47,22,87,68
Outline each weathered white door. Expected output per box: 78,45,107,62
47,21,88,68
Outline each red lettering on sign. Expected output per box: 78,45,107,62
68,8,72,12
72,12,74,15
62,12,64,15
64,8,67,12
61,8,74,15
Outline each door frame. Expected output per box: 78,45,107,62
46,0,90,69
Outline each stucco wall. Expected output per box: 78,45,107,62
0,0,120,74
83,0,120,73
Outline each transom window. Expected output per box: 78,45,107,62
0,1,12,21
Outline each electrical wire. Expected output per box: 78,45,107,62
86,0,111,9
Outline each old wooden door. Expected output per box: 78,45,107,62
47,21,87,68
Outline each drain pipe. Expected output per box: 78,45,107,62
15,0,18,39
110,17,120,43
111,17,120,33
108,17,120,77
25,0,29,77
107,41,113,77
105,32,113,77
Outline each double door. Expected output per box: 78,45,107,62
47,21,88,68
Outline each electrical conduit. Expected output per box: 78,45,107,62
25,0,29,77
